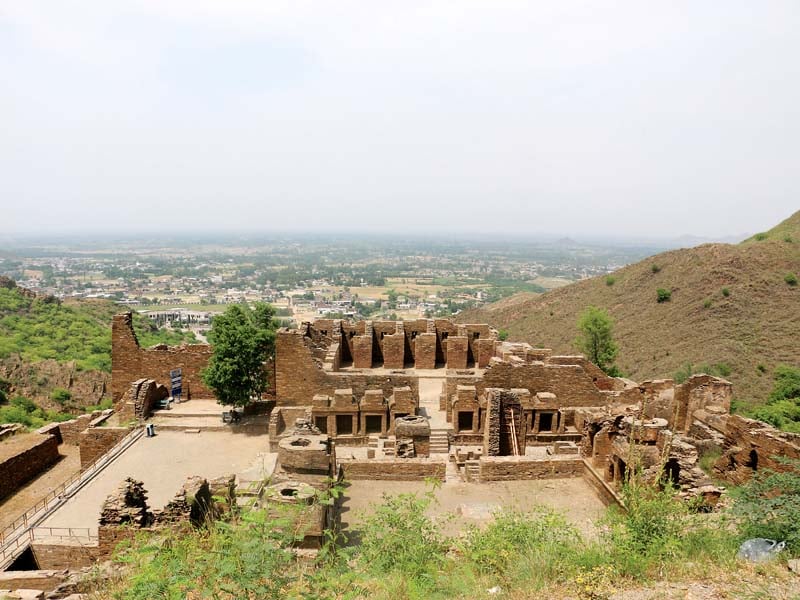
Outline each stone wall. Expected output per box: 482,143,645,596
477,456,583,481
714,414,800,484
0,434,60,502
481,361,606,407
36,413,97,446
582,460,625,508
78,426,129,468
31,543,101,569
672,374,732,434
0,570,69,593
276,327,419,406
339,458,446,481
111,312,214,401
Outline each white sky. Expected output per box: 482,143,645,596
1,1,798,237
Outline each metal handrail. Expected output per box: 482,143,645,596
31,526,98,540
0,425,143,549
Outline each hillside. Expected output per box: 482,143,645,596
461,210,800,406
0,277,196,410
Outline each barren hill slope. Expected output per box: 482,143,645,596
460,210,800,406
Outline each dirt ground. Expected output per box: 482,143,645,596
340,477,605,539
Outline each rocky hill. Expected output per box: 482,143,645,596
460,210,800,407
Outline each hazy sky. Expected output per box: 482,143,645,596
1,1,798,237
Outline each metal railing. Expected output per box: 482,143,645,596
32,526,98,541
0,425,143,566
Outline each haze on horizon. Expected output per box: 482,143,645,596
1,1,798,239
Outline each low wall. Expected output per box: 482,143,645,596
0,570,69,592
31,543,101,569
582,459,625,509
79,426,129,468
0,434,60,502
339,458,446,481
477,456,583,482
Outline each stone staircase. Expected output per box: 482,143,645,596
429,429,450,455
464,460,481,482
382,439,396,457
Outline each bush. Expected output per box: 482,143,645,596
656,288,671,303
605,276,615,286
768,365,800,404
785,273,798,286
703,299,712,309
459,508,579,577
721,287,730,297
356,486,447,581
11,395,37,413
732,459,800,554
784,234,794,243
754,232,768,241
51,388,72,404
498,329,509,341
651,264,661,274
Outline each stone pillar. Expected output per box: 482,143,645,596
446,336,469,369
415,333,437,369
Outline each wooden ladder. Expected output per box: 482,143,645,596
504,405,520,456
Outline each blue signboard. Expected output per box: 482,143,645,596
170,368,182,400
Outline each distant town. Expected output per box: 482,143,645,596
0,234,666,337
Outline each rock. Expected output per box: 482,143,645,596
789,558,800,574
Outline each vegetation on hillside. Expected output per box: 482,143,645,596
0,284,196,372
749,365,800,432
96,465,800,600
460,210,800,408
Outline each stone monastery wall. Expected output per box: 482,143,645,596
111,312,213,401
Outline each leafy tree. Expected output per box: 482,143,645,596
202,303,276,407
575,306,619,375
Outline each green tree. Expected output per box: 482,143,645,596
202,303,276,407
575,306,619,375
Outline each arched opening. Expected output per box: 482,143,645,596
746,449,759,471
663,458,681,488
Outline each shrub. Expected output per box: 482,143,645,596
651,264,661,274
498,329,509,341
731,459,800,554
721,287,730,297
784,234,794,243
11,395,37,413
460,508,579,577
656,288,671,303
768,365,800,404
703,299,712,309
754,232,768,241
757,363,767,374
605,276,615,286
51,388,72,404
785,273,798,286
356,486,447,580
